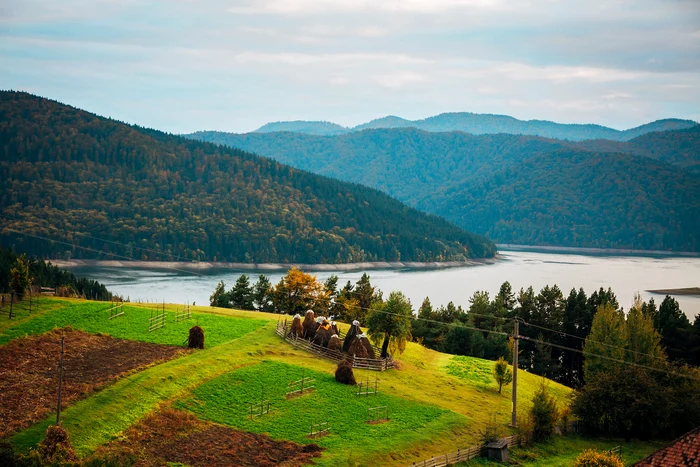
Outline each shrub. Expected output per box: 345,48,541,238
573,449,624,467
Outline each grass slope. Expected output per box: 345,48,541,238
178,360,466,467
2,298,652,466
0,299,266,346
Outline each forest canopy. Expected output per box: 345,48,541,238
0,91,495,263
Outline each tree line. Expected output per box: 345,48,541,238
0,247,113,300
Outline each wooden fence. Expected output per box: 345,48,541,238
408,434,528,467
276,320,395,371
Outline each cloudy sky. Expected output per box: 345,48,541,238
1,0,699,133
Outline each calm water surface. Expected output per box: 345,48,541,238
67,251,700,320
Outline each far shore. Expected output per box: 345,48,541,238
50,256,500,272
497,244,700,257
646,287,700,297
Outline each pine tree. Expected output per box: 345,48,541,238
230,274,254,310
492,357,513,394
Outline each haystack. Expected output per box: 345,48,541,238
348,335,370,359
188,326,205,349
327,334,341,352
342,320,361,353
359,335,377,359
330,321,340,336
39,425,77,462
335,359,356,385
290,314,303,338
302,310,316,340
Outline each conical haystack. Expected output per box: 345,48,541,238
360,335,376,359
290,314,303,338
335,359,356,385
39,425,77,462
343,320,361,353
327,334,341,352
348,335,370,359
302,310,315,339
188,326,205,349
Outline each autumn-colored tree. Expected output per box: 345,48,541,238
492,357,513,394
367,291,413,358
272,267,330,315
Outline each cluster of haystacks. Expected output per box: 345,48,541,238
348,334,376,359
188,326,205,349
335,359,356,385
342,320,361,352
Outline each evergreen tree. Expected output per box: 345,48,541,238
656,295,692,362
252,275,274,312
230,274,254,310
209,280,230,308
583,304,627,381
530,380,559,442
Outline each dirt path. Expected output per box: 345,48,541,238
0,328,186,438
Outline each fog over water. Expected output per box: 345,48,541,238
68,251,700,321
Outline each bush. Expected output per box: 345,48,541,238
573,449,624,467
530,380,558,442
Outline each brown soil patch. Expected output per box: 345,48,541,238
0,328,186,438
93,408,323,467
366,419,390,425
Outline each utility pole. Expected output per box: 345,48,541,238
56,336,65,425
511,319,519,427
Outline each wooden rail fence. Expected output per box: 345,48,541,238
408,434,528,467
276,320,394,371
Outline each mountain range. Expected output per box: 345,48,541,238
252,113,697,141
0,92,496,263
189,125,700,252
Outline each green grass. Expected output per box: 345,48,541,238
177,360,468,467
0,301,266,347
4,299,661,466
456,435,663,466
0,296,67,333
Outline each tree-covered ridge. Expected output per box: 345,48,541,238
0,91,495,262
189,128,700,252
236,112,697,141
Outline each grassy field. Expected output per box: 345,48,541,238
2,298,662,466
0,300,267,346
178,360,468,467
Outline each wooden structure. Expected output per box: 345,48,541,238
174,302,191,322
307,420,330,439
276,319,394,371
148,303,166,332
107,302,125,320
287,368,315,398
485,439,508,462
357,376,379,397
366,406,389,424
408,434,528,467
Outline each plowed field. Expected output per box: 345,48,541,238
0,328,186,438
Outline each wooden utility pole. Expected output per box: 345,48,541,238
511,319,519,427
56,336,65,425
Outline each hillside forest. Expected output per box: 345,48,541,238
191,126,700,252
0,92,495,264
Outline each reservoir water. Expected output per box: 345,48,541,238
66,251,700,321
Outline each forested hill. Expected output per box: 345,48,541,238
189,128,700,252
0,91,496,263
236,113,697,141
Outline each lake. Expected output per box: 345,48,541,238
66,250,700,321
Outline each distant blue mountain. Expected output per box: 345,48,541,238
250,113,697,141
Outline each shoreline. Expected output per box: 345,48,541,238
497,244,700,258
50,257,500,272
646,287,700,297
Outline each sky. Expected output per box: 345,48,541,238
1,0,699,134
